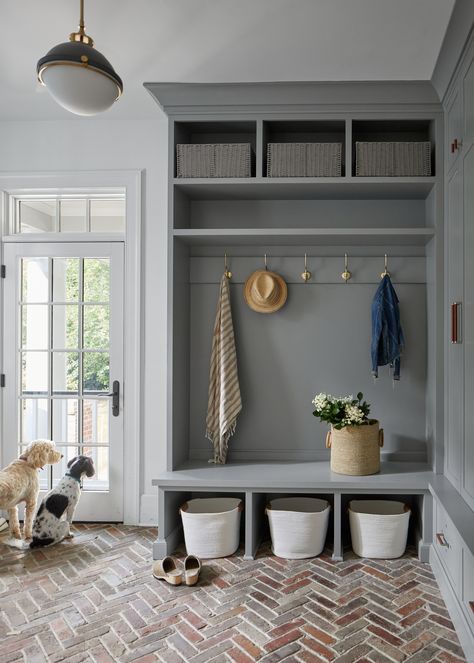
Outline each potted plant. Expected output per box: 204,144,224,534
312,392,384,475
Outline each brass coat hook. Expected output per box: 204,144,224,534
224,252,232,279
381,254,390,279
301,253,311,282
341,253,351,283
264,253,268,271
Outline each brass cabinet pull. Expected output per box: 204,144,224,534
436,532,450,548
451,138,463,153
451,303,462,344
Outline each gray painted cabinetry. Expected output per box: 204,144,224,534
445,33,474,511
145,79,445,567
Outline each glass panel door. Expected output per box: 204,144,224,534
3,243,124,521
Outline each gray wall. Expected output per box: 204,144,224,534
189,257,427,462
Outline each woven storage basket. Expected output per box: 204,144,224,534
326,421,383,475
355,141,431,177
349,500,411,558
214,143,251,177
180,497,243,558
176,143,251,178
267,142,342,177
266,497,330,559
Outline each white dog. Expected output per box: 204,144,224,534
30,455,95,548
0,440,62,540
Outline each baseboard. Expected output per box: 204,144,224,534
140,493,158,525
430,546,474,663
152,524,182,559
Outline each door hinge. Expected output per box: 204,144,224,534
1,265,5,278
0,374,5,387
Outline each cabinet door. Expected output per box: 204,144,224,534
463,51,474,155
464,143,474,509
446,84,463,173
446,167,464,486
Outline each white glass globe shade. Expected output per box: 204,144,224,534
41,64,120,116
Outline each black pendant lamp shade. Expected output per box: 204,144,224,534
36,0,123,116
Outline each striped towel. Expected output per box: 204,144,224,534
206,274,242,464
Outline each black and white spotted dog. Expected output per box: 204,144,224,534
30,456,95,548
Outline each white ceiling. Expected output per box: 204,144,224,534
0,0,455,120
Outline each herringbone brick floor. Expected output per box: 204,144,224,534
0,525,467,663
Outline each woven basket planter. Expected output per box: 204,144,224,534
266,497,331,559
267,142,342,177
180,497,243,558
355,141,431,177
326,421,383,475
349,499,411,558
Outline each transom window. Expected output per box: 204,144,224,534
10,194,125,234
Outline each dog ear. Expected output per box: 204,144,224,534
67,456,79,468
85,457,95,477
25,441,51,468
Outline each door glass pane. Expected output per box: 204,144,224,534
83,399,109,445
22,352,48,394
52,447,80,487
59,200,87,232
22,305,48,349
82,446,109,490
83,352,109,393
21,399,49,443
52,352,79,394
52,305,79,349
52,258,79,302
22,258,49,302
84,258,109,301
19,200,56,233
83,305,109,349
90,199,125,232
52,399,79,445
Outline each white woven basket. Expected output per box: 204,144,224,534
180,497,243,558
349,500,411,559
266,497,330,559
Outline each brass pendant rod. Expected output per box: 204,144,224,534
79,0,85,31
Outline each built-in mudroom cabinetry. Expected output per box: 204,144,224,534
145,77,474,659
432,31,474,660
445,32,474,510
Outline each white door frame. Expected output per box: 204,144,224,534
0,170,142,524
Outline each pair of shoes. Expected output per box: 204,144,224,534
152,554,201,586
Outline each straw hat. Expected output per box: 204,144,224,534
244,269,287,314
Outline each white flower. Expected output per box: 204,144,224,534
312,393,328,409
343,404,365,425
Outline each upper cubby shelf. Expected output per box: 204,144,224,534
174,121,257,178
173,177,437,201
352,119,435,176
173,227,435,246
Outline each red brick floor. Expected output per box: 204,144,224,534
0,525,467,662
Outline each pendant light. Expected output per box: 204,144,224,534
36,0,123,116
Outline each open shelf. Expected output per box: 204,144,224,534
173,227,435,246
173,177,437,200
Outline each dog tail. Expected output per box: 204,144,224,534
30,537,55,548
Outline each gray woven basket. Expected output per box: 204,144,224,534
177,143,251,178
355,141,431,177
267,142,342,177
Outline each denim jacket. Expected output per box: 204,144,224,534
371,274,405,380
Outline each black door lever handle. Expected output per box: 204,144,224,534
106,380,120,416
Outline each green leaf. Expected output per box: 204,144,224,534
357,392,363,401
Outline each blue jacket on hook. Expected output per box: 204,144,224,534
371,274,405,380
